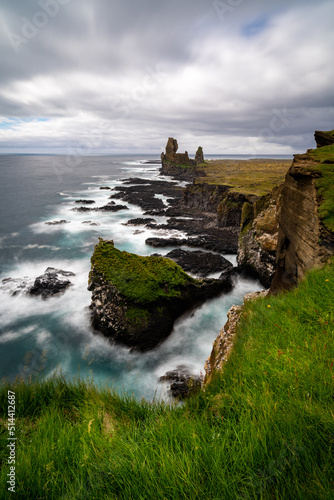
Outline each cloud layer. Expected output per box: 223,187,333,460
1,0,334,154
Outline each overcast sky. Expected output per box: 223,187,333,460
0,0,333,155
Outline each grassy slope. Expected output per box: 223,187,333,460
195,159,291,196
1,261,333,499
90,239,196,304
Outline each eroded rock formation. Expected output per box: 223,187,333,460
88,239,233,351
237,186,282,287
160,138,206,179
270,151,334,293
314,130,334,149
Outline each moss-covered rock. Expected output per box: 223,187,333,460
88,239,233,351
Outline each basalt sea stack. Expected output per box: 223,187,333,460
88,238,233,351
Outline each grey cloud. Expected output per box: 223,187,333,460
0,0,333,154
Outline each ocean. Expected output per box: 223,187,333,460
0,153,286,401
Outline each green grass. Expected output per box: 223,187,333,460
195,159,291,196
90,239,196,304
1,261,333,499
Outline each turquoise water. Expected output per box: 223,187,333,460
0,154,263,400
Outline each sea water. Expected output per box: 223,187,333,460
0,154,266,400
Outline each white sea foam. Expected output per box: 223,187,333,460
0,156,263,400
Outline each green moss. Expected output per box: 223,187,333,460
240,202,253,234
90,240,197,304
125,307,150,328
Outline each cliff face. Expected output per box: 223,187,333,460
205,129,334,382
237,186,282,287
314,130,334,148
270,151,334,293
183,182,278,282
204,290,267,383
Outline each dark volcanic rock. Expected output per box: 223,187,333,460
72,206,92,212
75,200,95,204
314,130,334,148
195,146,204,165
159,366,202,399
96,204,128,212
165,249,233,277
100,186,111,190
125,218,157,226
142,160,161,164
161,137,196,167
160,138,206,180
82,221,100,226
29,268,75,299
88,239,233,351
45,220,70,225
112,178,183,214
72,203,128,213
145,234,237,253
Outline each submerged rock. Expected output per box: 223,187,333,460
75,200,95,204
145,234,236,253
82,221,100,226
88,239,233,351
165,249,233,277
96,203,128,212
72,206,92,212
29,268,75,299
45,220,70,225
1,277,33,296
1,268,75,299
72,203,128,213
124,218,157,226
159,366,202,399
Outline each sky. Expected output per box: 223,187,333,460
0,0,334,155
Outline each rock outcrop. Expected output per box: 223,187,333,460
159,366,202,399
29,268,74,299
164,249,233,277
314,130,334,149
1,268,75,298
204,291,267,383
237,186,282,287
88,239,233,351
160,138,206,180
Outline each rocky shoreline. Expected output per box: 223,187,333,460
86,138,289,393
87,131,334,396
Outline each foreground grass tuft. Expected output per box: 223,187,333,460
1,262,333,499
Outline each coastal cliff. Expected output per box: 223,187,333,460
160,138,290,281
205,130,334,381
270,138,334,292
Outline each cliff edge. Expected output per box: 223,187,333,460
270,133,334,293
